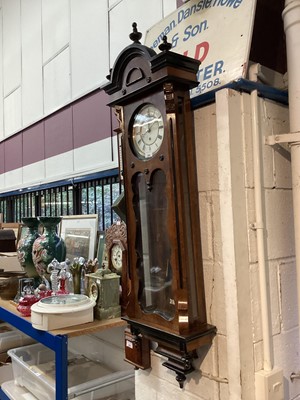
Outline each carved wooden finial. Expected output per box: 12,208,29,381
158,36,172,52
129,22,142,44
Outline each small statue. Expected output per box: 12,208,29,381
84,258,99,274
47,259,60,294
64,259,74,294
56,264,69,295
81,258,99,295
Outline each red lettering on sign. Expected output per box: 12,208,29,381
195,41,209,63
183,41,209,63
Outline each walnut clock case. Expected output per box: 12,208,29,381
102,24,216,387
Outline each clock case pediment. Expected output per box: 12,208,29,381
103,40,201,106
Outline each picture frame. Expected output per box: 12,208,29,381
96,231,106,267
59,214,98,261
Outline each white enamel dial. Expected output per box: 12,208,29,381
111,243,123,272
132,104,164,159
89,281,99,302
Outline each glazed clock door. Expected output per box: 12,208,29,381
133,170,175,321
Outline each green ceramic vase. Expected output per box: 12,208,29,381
17,217,40,278
32,217,66,279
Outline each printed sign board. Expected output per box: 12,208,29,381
145,0,257,98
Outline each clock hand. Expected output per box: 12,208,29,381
143,121,157,140
148,120,157,132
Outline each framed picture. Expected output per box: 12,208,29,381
59,215,98,261
96,231,106,266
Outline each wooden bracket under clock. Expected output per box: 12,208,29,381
123,316,216,388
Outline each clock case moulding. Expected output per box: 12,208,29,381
102,24,216,388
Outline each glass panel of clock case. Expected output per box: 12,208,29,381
133,170,175,321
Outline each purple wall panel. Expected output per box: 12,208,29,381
44,106,73,158
4,135,23,171
0,144,4,174
0,90,113,174
23,122,45,166
73,90,111,149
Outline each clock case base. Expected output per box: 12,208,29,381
94,305,121,320
123,316,216,388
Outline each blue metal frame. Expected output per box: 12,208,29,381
191,78,288,109
0,168,119,198
0,306,68,400
0,389,10,400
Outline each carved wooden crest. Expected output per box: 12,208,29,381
105,220,127,249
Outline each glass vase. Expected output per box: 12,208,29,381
32,217,66,282
17,217,41,278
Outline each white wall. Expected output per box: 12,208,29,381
134,90,296,400
0,0,177,139
21,0,43,128
0,0,177,193
2,0,22,137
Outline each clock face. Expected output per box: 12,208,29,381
89,281,99,302
111,243,123,273
132,104,164,159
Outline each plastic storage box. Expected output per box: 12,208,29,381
1,380,37,399
8,335,135,400
0,322,35,385
0,322,35,353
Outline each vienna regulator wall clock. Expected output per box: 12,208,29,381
102,23,216,387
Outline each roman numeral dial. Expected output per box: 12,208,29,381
132,104,164,159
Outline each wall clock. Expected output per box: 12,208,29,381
102,23,216,387
104,220,128,313
105,221,127,273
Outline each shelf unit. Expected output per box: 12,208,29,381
0,300,126,400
